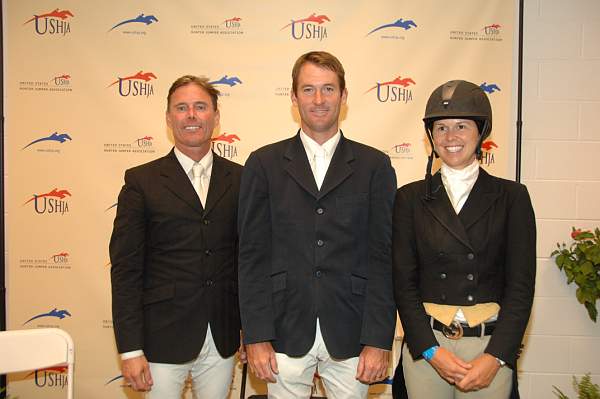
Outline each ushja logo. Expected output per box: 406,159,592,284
51,74,71,86
133,135,153,147
480,140,498,166
212,133,240,158
23,8,73,36
222,17,241,28
108,70,156,98
27,366,69,389
281,12,330,41
50,252,70,263
23,188,71,215
482,23,501,35
365,75,415,103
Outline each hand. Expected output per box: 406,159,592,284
456,353,500,392
428,347,472,384
246,342,278,383
121,355,153,392
238,332,247,364
356,346,390,384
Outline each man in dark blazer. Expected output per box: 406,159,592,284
238,51,397,398
110,75,242,398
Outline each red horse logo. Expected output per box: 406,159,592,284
24,9,74,24
481,140,498,152
484,23,501,29
281,13,330,30
24,188,71,205
26,365,68,378
51,252,69,258
212,133,240,144
365,76,415,93
108,71,157,87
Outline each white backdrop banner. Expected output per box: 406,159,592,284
4,1,516,397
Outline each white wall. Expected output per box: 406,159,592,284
520,0,600,397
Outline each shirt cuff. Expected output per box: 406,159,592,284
120,350,144,360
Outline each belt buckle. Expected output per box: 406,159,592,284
442,321,464,340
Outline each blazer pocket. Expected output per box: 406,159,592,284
351,274,367,296
143,283,175,306
271,271,287,293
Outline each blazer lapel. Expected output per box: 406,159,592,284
458,168,502,230
317,133,354,200
284,132,319,199
160,149,204,215
422,173,473,251
203,153,231,216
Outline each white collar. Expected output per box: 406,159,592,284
440,159,480,213
174,147,213,178
299,130,341,160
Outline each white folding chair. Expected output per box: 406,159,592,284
0,328,74,399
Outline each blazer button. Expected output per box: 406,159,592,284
206,280,214,287
467,295,474,302
440,293,447,302
204,249,212,256
466,273,474,281
440,273,447,280
316,207,324,215
317,239,324,247
467,253,475,260
438,252,445,257
203,219,211,225
315,270,322,278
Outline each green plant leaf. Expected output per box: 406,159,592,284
556,254,565,268
552,385,570,399
581,262,595,276
585,302,598,323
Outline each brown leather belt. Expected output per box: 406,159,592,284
432,318,496,340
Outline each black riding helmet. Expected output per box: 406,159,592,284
422,80,493,200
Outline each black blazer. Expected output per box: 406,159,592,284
392,169,536,367
110,149,242,364
238,132,397,359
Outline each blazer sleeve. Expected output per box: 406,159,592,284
237,152,276,344
484,184,536,366
360,155,398,350
109,169,147,354
392,185,439,358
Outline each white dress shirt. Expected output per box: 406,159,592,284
299,130,340,190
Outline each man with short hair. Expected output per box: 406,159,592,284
110,75,242,398
238,51,397,398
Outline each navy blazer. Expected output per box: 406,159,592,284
393,168,536,367
238,132,397,358
110,150,242,363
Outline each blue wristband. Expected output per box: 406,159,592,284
422,345,439,361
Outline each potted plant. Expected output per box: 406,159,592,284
553,373,600,399
551,227,600,322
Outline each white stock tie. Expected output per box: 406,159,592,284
314,149,327,190
192,162,207,206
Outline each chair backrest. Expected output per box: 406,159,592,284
0,328,74,399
